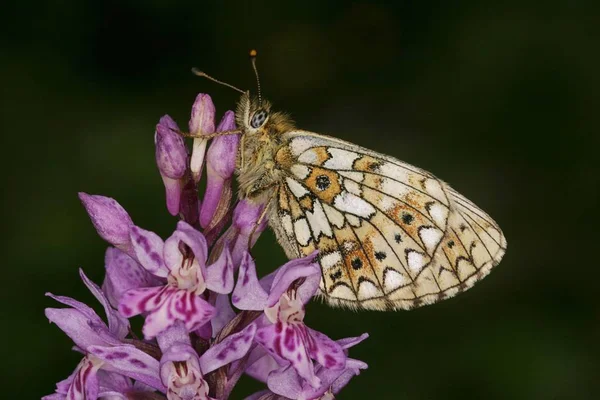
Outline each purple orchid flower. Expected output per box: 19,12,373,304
48,92,370,400
78,193,135,257
155,115,189,217
119,220,234,339
189,93,216,183
43,270,164,399
200,111,239,232
155,321,257,400
232,252,349,389
102,247,161,308
245,334,369,400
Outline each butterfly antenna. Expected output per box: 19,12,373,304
191,68,245,94
249,49,262,106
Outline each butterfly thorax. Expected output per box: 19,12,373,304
234,93,295,203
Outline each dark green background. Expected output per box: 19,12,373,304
3,1,599,399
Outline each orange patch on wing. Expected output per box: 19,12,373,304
353,155,382,172
299,195,314,211
275,146,294,169
304,167,342,204
309,147,332,166
278,185,290,211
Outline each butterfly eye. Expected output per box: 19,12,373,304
250,109,268,129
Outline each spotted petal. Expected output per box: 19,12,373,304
103,247,160,308
255,322,320,389
267,251,320,307
205,247,234,294
199,323,257,374
130,226,168,278
120,286,216,339
79,269,129,340
89,345,164,392
305,328,345,371
232,252,268,310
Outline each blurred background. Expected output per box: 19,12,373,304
3,1,599,399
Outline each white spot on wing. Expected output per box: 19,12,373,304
290,137,315,156
425,179,448,205
381,178,410,199
407,250,426,272
343,241,356,252
320,252,341,270
343,179,362,196
378,162,410,183
306,200,333,239
322,203,345,229
384,269,405,291
346,214,362,227
427,202,448,227
323,148,360,170
379,196,396,212
338,171,364,183
419,227,443,253
329,284,355,301
290,164,310,180
333,191,376,218
298,149,318,164
357,280,381,300
294,218,311,246
282,214,293,236
286,177,309,198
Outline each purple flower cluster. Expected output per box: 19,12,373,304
44,94,368,400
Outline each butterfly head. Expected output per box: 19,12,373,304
235,92,294,136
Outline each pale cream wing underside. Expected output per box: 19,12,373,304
268,130,506,311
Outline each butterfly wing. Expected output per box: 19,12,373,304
269,130,506,310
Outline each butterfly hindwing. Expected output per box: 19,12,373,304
268,130,507,310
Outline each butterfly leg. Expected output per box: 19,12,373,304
173,128,243,139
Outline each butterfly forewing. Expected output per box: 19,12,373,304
268,130,507,310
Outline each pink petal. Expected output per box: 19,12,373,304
211,294,236,338
266,364,303,399
199,323,257,374
306,328,346,371
232,252,268,311
129,226,168,278
161,175,184,216
156,321,191,352
102,247,161,309
88,345,164,392
118,286,165,318
244,349,281,383
267,251,320,307
164,221,208,276
78,193,133,251
124,286,216,339
205,247,234,294
189,93,216,182
79,269,129,340
155,115,187,179
255,322,320,389
45,300,119,350
229,200,268,266
66,357,101,400
159,343,213,399
328,358,368,394
337,333,369,351
97,370,133,396
200,111,238,228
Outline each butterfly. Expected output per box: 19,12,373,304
191,51,506,311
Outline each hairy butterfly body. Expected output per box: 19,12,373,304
233,92,506,311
